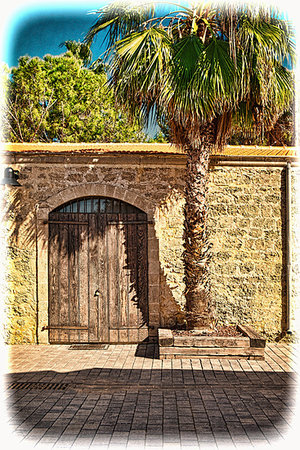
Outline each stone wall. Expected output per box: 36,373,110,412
291,169,300,334
4,245,36,343
155,189,186,328
3,151,294,343
2,191,37,344
208,167,285,340
155,165,287,340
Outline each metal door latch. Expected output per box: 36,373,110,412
94,289,100,297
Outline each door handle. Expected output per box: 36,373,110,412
94,289,100,297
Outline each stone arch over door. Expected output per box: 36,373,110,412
36,184,160,343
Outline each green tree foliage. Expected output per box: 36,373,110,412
59,40,93,67
4,50,146,143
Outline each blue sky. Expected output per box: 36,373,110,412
1,1,186,67
2,2,108,67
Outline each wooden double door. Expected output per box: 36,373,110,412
48,197,149,344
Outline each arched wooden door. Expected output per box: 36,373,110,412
48,197,148,344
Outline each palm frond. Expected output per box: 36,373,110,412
170,39,236,123
85,1,295,148
85,2,153,49
107,25,171,125
172,34,204,82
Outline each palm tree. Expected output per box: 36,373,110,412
85,1,295,329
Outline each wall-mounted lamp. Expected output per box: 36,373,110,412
1,167,21,186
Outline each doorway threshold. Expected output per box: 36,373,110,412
68,344,109,350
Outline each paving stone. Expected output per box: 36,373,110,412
4,342,298,449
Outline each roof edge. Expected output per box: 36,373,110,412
1,142,298,158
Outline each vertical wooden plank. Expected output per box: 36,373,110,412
137,214,149,341
107,214,119,343
98,214,109,342
78,213,89,342
118,218,129,342
48,215,60,343
126,214,139,342
88,214,100,342
58,213,71,343
68,214,79,342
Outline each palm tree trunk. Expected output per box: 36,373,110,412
184,140,214,330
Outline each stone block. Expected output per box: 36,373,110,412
159,346,265,360
173,336,250,348
158,329,173,346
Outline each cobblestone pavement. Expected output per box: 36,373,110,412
2,342,299,449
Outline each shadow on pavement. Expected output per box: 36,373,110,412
4,364,295,448
134,340,159,358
